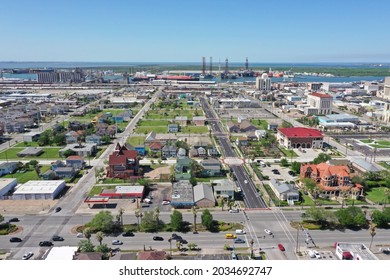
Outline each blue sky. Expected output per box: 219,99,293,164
0,0,389,63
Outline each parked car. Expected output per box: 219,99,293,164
8,217,19,222
10,237,22,243
55,207,62,212
76,232,84,238
22,252,34,260
130,198,136,203
313,250,321,259
234,238,245,244
52,235,64,241
225,234,236,239
162,200,171,205
153,236,164,241
39,241,53,247
278,243,285,251
288,171,296,176
264,229,272,235
112,240,123,245
229,209,239,213
122,231,134,237
231,252,238,260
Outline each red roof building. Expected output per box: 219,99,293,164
107,144,139,179
300,162,363,199
277,127,323,149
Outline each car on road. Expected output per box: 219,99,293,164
288,171,296,176
153,236,164,241
171,233,182,240
162,200,171,205
122,231,134,237
264,229,272,235
225,234,236,239
39,241,53,247
22,252,34,260
55,207,62,212
272,169,280,174
234,238,245,244
278,243,285,251
141,203,150,208
10,237,22,243
244,180,248,184
112,240,123,245
52,235,64,241
229,209,239,213
76,233,84,238
8,217,19,222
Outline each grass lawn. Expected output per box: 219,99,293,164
360,139,373,143
196,176,227,182
3,165,51,183
250,119,268,130
138,120,170,126
180,126,209,134
279,147,298,158
14,142,40,147
127,136,146,146
88,185,116,196
378,162,390,170
0,147,63,160
365,187,389,204
134,126,167,134
299,192,315,206
102,109,127,115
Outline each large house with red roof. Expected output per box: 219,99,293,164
306,92,333,115
300,162,363,199
107,143,139,179
277,127,323,149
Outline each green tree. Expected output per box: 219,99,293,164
305,207,335,224
280,158,289,167
291,161,301,174
86,211,115,233
189,177,197,186
201,209,214,230
95,231,105,246
371,208,390,228
335,206,367,228
101,135,111,144
141,211,159,232
53,134,66,146
62,149,76,158
78,240,95,252
190,160,203,178
170,210,184,231
281,120,293,128
312,153,332,164
95,243,110,259
117,208,125,228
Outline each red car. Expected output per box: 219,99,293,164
278,244,285,251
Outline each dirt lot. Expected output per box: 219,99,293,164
0,200,57,215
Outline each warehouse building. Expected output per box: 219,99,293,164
0,178,18,199
13,180,66,200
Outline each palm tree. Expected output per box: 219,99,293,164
153,207,160,230
83,228,92,241
369,223,376,250
191,206,198,233
135,209,142,231
96,231,104,246
383,188,390,209
118,208,125,228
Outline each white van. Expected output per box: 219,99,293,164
235,229,246,235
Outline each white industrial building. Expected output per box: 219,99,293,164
256,73,271,91
0,178,17,199
13,180,66,200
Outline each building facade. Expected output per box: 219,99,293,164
277,127,324,149
306,92,333,115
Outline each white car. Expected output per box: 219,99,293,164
22,252,34,260
229,209,239,213
112,240,123,245
162,200,171,205
313,250,321,259
264,229,272,235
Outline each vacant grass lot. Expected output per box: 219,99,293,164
0,147,63,160
134,126,167,134
250,119,268,130
366,187,389,204
3,165,51,183
180,126,209,134
127,136,146,146
138,120,170,126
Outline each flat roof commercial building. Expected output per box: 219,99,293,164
13,180,66,200
100,185,145,198
171,180,194,209
0,178,17,199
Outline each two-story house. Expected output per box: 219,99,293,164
107,144,139,179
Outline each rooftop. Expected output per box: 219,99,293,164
14,180,65,194
278,127,323,138
310,92,333,98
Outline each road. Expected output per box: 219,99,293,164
200,97,268,209
3,210,389,260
